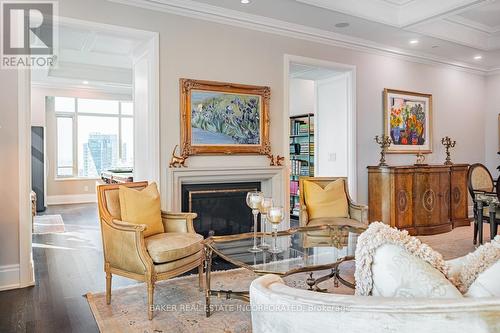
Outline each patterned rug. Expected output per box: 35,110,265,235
85,222,484,333
86,265,355,333
33,214,65,234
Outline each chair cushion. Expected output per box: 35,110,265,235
303,179,348,220
118,182,164,237
355,222,462,298
146,232,203,264
452,236,500,297
154,250,203,274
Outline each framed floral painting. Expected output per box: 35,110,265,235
180,79,271,156
384,88,433,153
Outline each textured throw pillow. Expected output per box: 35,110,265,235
453,236,500,297
355,222,462,298
118,182,164,237
303,179,348,219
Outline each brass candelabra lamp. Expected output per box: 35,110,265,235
441,136,456,165
375,135,392,167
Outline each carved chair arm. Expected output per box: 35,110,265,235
348,202,369,225
99,218,153,275
161,211,198,233
299,204,309,227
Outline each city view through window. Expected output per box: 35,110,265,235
55,97,133,178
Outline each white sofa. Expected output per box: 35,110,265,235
250,274,500,333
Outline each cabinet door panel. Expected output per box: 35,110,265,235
450,166,468,222
414,171,441,227
439,170,451,224
393,172,413,229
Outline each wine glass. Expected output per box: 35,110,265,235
267,206,284,254
258,197,273,249
246,191,264,253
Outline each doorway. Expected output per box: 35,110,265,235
284,55,356,225
17,17,159,289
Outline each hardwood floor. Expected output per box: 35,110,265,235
0,203,137,333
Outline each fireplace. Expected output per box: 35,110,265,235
181,182,261,238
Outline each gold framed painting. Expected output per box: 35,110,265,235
180,79,271,156
384,88,433,153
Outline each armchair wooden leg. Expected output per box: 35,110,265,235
105,271,112,305
198,261,204,292
147,282,155,320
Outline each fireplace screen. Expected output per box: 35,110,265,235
181,182,261,238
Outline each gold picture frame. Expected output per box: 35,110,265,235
180,78,271,156
384,88,433,154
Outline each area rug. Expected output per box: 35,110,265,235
86,265,355,333
33,214,65,234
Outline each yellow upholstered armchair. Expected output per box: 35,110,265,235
97,181,204,320
298,177,368,246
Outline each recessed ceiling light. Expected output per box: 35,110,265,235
241,0,250,4
409,39,419,45
82,80,89,84
334,22,350,28
474,55,483,60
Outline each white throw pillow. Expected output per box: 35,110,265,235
355,222,462,298
466,261,500,297
372,244,463,298
453,236,500,297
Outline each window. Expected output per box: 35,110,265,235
55,97,134,178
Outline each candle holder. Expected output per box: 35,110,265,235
258,197,273,250
441,136,456,165
268,206,284,254
246,191,264,253
375,135,392,167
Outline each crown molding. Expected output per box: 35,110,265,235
108,0,496,75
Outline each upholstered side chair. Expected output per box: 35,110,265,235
97,181,204,320
467,163,499,244
299,177,368,247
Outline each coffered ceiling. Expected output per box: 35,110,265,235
32,21,147,93
113,0,500,73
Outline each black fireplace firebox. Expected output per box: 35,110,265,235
181,182,261,238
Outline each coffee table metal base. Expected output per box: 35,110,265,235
203,247,354,317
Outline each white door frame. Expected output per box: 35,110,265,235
283,54,357,202
16,17,160,290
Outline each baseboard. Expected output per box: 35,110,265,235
47,194,97,205
0,264,20,291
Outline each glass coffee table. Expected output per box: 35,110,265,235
202,224,366,317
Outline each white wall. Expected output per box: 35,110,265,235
316,74,349,177
289,79,315,116
0,70,20,287
485,74,500,179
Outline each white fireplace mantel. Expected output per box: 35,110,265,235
167,165,286,223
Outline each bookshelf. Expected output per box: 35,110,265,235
289,113,314,220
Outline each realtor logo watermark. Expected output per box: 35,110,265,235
1,1,58,68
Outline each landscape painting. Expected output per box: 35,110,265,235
384,89,432,153
180,79,271,156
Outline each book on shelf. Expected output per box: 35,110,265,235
289,159,314,176
290,180,299,196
